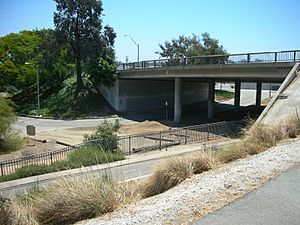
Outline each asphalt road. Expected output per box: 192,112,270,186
12,116,136,136
0,157,157,198
193,164,300,225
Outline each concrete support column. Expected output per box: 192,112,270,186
208,79,215,119
234,81,241,111
256,82,262,107
174,77,182,123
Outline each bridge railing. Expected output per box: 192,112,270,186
118,50,300,71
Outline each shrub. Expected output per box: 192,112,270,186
0,132,24,153
67,145,124,167
0,96,23,153
30,177,122,225
189,151,216,174
0,96,15,135
0,146,124,182
83,119,120,150
141,156,193,198
142,151,217,198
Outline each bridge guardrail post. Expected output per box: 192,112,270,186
294,51,296,62
247,54,250,63
154,60,156,68
275,52,277,62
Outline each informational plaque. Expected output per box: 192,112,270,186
26,125,36,136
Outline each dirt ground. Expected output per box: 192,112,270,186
0,138,64,161
0,121,170,161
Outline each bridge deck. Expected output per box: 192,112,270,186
118,50,300,82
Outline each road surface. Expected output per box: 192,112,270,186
13,116,136,136
193,164,300,225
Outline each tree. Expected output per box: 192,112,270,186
53,0,116,92
0,31,40,91
156,33,227,60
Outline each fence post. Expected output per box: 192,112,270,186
0,162,3,176
129,136,132,155
184,129,187,145
50,152,53,164
207,126,210,141
159,131,162,150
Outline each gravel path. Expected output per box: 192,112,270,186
79,138,300,225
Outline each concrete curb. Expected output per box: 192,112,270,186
17,114,119,120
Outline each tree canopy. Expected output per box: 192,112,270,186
54,0,117,92
0,31,39,91
156,33,227,60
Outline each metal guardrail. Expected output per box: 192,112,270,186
118,50,300,71
0,120,244,176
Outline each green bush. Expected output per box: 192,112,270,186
83,119,120,150
68,146,124,167
0,96,23,153
0,132,24,153
0,96,15,135
0,145,124,182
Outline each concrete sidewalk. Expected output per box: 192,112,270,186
193,164,300,225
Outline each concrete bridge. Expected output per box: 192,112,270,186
100,50,300,122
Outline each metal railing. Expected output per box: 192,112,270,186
0,120,244,176
118,50,300,71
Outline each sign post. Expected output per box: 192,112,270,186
26,125,36,146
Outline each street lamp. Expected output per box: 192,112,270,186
124,34,139,63
25,62,40,110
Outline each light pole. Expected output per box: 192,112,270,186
124,34,139,63
25,62,40,110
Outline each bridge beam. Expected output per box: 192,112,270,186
256,82,262,107
234,81,241,111
174,77,182,123
208,79,215,119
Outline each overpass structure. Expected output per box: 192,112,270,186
105,50,300,122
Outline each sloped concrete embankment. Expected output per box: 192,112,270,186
257,63,300,124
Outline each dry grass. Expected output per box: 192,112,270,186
189,151,216,174
216,142,247,163
0,196,38,225
218,115,300,161
2,117,300,225
26,176,127,225
141,151,216,198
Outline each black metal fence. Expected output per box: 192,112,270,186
0,120,244,176
118,50,300,70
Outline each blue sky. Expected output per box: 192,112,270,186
0,0,300,62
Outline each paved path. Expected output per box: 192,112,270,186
193,164,300,225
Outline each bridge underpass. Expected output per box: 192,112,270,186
102,50,300,123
